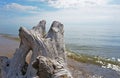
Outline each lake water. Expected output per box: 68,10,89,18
65,25,120,59
0,25,120,59
1,25,120,78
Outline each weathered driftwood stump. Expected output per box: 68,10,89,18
0,20,72,78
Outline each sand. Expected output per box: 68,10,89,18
0,35,120,78
0,35,19,57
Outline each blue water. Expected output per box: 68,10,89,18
0,25,120,59
65,25,120,59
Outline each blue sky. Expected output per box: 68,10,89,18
0,0,120,30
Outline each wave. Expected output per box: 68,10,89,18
67,49,120,72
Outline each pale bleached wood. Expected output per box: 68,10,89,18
0,20,72,78
32,56,72,78
0,56,9,78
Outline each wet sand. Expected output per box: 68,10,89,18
68,58,120,78
0,35,19,57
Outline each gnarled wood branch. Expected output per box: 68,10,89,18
0,20,72,78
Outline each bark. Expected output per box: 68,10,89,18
0,20,72,78
32,56,72,78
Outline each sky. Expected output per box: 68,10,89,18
0,0,120,31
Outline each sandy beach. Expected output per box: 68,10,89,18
0,35,19,57
0,34,120,78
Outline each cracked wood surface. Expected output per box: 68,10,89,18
0,20,72,78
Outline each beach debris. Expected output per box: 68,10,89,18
0,20,72,78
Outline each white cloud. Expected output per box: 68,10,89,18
39,0,112,8
0,0,120,27
2,5,119,27
5,3,38,11
45,6,120,25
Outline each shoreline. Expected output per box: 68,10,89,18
0,33,120,66
0,34,19,58
0,33,120,78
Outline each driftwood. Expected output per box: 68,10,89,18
0,20,72,78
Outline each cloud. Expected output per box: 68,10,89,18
0,0,120,28
45,5,120,25
37,0,112,8
1,5,119,27
5,3,38,11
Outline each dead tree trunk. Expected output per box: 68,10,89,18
0,20,72,78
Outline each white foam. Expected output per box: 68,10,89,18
102,63,120,72
117,58,120,62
